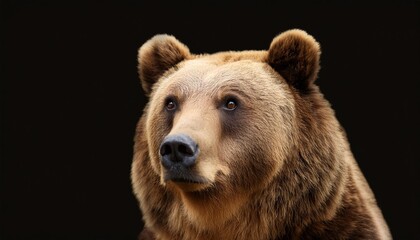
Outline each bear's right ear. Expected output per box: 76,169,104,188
138,35,191,96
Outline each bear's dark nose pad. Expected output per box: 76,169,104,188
159,134,199,169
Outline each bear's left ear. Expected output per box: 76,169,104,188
138,35,191,96
267,29,321,91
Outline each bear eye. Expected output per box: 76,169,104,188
165,98,177,111
224,99,237,111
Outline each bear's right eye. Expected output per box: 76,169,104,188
165,98,177,111
225,100,237,110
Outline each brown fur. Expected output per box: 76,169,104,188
131,29,391,240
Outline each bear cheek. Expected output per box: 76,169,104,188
222,137,277,190
220,111,291,190
145,109,172,178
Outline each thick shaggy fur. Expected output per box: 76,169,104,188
131,29,391,239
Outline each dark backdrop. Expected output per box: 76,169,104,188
1,1,419,239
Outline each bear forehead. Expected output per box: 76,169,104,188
159,56,281,95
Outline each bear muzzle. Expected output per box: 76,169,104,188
160,134,207,185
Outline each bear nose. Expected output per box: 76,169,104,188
159,134,199,169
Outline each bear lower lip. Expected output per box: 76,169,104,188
164,174,208,184
163,165,208,184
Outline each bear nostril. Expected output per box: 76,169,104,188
178,144,194,156
160,143,172,156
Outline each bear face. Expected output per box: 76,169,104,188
147,59,294,190
131,30,391,240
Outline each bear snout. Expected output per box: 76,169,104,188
160,134,199,170
159,134,207,186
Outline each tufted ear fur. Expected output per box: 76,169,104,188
267,29,321,91
138,35,191,95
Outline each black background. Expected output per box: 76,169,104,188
1,1,419,239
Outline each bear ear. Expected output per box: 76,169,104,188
138,34,191,95
267,29,321,91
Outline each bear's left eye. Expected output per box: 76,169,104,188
165,98,177,111
224,99,237,111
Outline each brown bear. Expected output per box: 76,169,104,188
131,29,391,240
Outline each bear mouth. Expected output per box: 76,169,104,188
163,164,209,185
164,171,208,184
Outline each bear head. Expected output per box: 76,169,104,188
133,29,328,228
